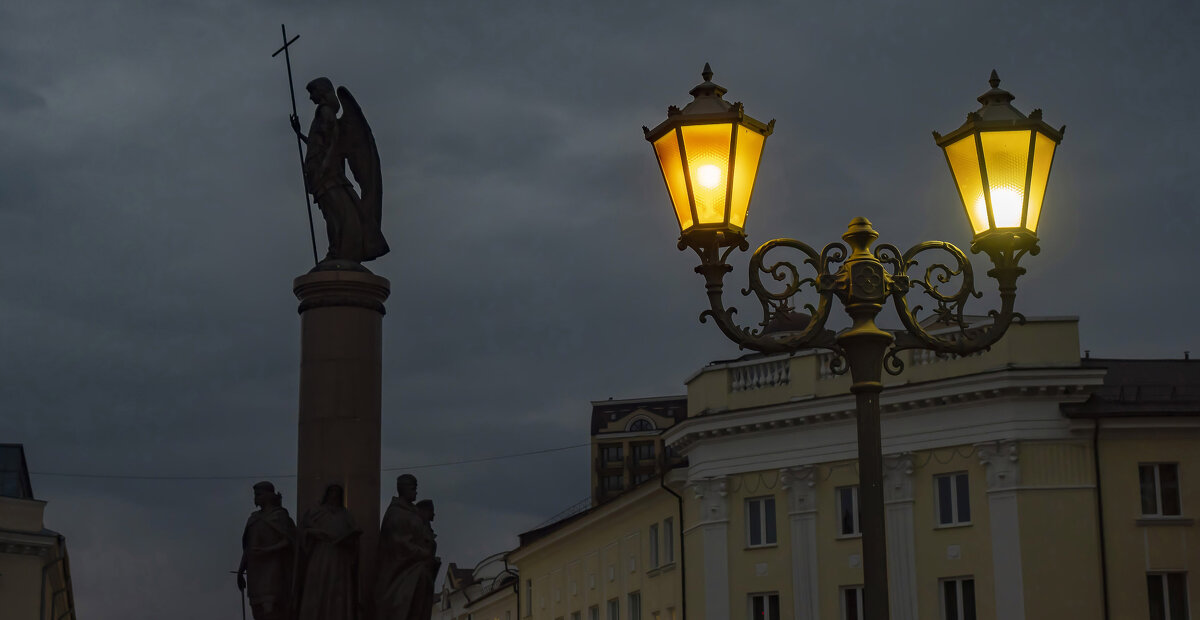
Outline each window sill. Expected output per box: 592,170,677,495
646,562,676,578
1136,516,1194,527
835,533,863,540
744,543,778,550
933,522,973,530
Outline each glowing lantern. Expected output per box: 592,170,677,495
644,64,774,245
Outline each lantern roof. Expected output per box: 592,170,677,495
933,70,1065,147
642,64,774,142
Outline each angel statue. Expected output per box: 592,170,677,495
290,78,389,265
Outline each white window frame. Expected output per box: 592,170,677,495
1147,571,1190,620
628,592,641,620
607,598,620,620
934,472,972,526
1140,463,1183,517
939,576,976,620
839,585,864,620
649,523,660,568
747,592,780,620
588,605,600,620
837,485,861,537
663,517,674,564
745,496,777,547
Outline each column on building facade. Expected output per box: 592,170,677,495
689,477,730,618
780,465,820,620
883,453,918,620
978,440,1025,620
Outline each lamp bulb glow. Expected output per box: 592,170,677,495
696,164,722,189
975,188,1024,228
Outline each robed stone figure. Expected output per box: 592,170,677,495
290,77,389,264
237,482,297,620
295,484,361,620
375,474,437,619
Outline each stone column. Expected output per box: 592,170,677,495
294,267,390,608
690,477,730,618
978,440,1024,620
781,466,819,620
883,453,917,620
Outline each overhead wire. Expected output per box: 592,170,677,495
28,442,590,481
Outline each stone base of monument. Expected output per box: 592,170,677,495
294,268,390,612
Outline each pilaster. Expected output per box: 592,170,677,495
978,440,1024,620
781,466,819,620
883,453,917,620
690,476,730,618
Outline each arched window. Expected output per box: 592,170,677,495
627,418,655,432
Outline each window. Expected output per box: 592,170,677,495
840,586,864,620
607,598,620,620
633,442,656,461
602,475,624,493
572,613,581,620
935,472,971,526
940,577,976,620
588,606,600,620
1148,572,1189,620
525,580,532,617
633,473,653,485
1140,463,1182,517
628,592,642,620
601,444,624,463
649,524,660,568
746,496,777,546
663,517,674,563
837,486,861,536
748,593,780,620
629,418,655,432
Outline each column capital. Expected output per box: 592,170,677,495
689,476,730,523
884,453,915,503
780,465,818,514
977,440,1020,491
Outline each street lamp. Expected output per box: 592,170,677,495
644,66,1063,620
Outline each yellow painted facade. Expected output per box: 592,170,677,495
513,482,682,620
510,318,1199,619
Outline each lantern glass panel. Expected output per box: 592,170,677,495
653,130,693,230
980,130,1032,229
729,124,765,230
1025,132,1057,233
680,123,733,225
944,135,989,234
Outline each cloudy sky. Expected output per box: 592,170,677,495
2,1,1196,617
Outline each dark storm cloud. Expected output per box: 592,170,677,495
2,0,1198,617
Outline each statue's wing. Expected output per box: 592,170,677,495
336,86,389,260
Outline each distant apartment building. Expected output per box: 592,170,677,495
508,317,1199,620
0,444,76,620
591,396,687,506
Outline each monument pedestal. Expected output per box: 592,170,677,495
294,267,389,610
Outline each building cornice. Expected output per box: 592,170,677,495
665,366,1104,453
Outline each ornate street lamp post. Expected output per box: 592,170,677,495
644,66,1063,620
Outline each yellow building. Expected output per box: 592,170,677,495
0,444,76,620
591,396,687,506
510,317,1199,619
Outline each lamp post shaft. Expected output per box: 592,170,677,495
835,222,896,620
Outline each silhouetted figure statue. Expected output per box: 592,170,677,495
375,475,437,620
236,482,297,620
290,77,389,265
295,484,361,620
415,499,441,589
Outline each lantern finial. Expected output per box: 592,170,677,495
702,63,714,82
